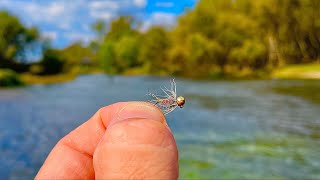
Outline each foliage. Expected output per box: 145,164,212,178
98,40,116,73
0,11,39,72
37,49,64,75
97,17,141,73
59,43,97,72
114,36,140,70
1,0,320,80
138,27,170,74
229,40,268,69
0,69,23,87
93,0,319,78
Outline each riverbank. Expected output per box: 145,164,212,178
272,63,320,79
0,69,24,87
20,73,77,85
20,67,103,85
1,63,320,87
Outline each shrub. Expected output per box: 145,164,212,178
38,49,64,75
0,69,23,87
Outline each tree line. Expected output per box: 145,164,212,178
0,0,319,79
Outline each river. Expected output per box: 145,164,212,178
0,75,319,179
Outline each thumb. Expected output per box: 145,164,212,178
93,102,179,180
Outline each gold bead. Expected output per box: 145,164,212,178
176,96,185,108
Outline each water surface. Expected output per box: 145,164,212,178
0,75,319,179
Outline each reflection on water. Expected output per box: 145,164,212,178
0,75,319,179
272,80,320,104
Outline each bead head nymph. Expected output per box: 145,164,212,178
176,96,185,108
147,79,185,115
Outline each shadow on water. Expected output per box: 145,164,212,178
272,80,320,105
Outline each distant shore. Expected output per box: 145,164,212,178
1,63,320,87
17,63,320,85
21,73,77,85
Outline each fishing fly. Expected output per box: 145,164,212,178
147,79,185,115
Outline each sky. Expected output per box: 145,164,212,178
0,0,196,48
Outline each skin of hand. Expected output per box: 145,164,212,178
35,102,179,179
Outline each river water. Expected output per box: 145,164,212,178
0,75,319,179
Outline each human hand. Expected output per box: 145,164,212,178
35,102,178,179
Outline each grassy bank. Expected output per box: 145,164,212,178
20,73,77,85
272,63,320,79
20,67,103,85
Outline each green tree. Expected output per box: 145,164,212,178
255,0,320,64
139,27,170,74
229,40,268,69
59,43,97,72
186,33,224,75
98,40,116,74
38,49,64,75
92,20,107,41
97,16,141,73
0,11,39,71
106,16,137,41
114,36,141,71
93,0,320,78
91,20,107,52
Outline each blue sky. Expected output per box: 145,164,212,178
0,0,196,48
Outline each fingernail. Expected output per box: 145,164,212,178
111,102,165,126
